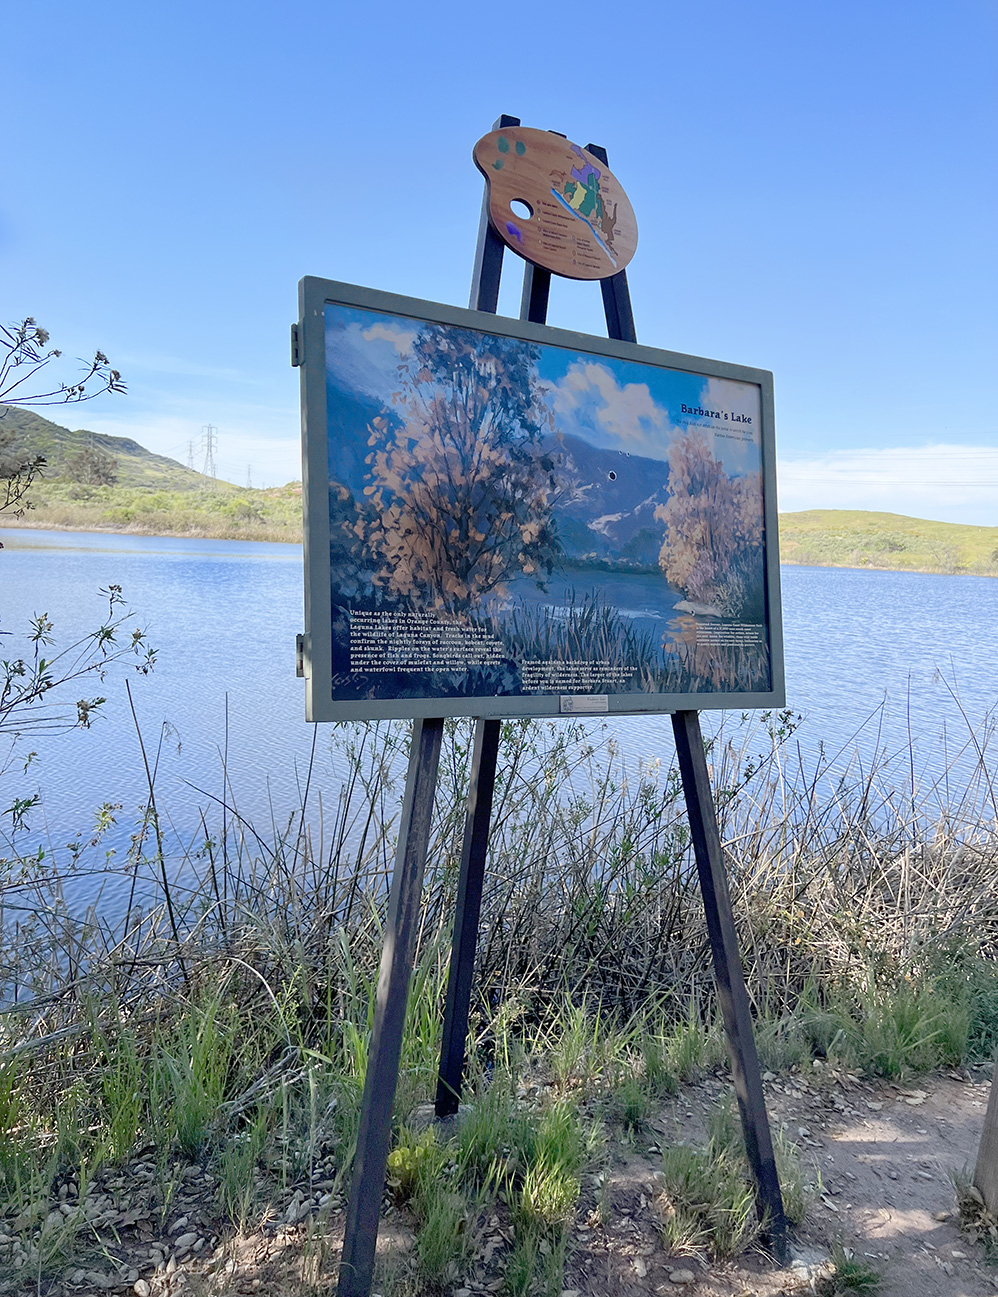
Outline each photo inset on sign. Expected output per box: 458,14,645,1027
316,298,775,711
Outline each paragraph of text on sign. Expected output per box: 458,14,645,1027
350,610,505,672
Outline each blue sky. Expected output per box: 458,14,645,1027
4,1,995,520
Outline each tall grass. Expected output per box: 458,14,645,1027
5,704,998,1090
2,700,998,1287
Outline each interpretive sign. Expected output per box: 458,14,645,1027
472,127,638,280
298,278,784,721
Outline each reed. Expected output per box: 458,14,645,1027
1,697,997,1291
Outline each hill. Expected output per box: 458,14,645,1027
0,405,300,541
779,509,998,577
0,404,225,491
548,432,671,567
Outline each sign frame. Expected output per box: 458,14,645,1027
298,275,785,722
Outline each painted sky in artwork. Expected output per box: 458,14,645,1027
325,305,763,481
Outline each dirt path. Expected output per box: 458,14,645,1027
567,1064,998,1297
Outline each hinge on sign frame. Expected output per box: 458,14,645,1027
291,322,303,367
296,633,306,678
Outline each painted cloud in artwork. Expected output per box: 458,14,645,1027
361,321,417,354
325,318,414,403
546,360,677,458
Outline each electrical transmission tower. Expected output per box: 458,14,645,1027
186,440,195,472
245,464,253,490
200,424,218,487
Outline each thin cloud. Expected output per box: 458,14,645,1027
778,444,998,525
113,353,264,384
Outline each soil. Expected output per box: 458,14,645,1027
565,1062,998,1297
4,1066,998,1297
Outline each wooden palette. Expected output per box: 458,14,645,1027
473,127,638,281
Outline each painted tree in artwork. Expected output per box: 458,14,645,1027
655,431,765,618
359,326,562,612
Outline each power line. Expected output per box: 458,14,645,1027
200,424,218,488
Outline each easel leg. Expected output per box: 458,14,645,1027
435,717,502,1118
520,263,551,324
437,213,541,1123
337,717,445,1297
974,1072,998,1211
470,114,520,312
671,709,789,1262
582,145,786,1258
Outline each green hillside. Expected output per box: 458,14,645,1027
0,405,301,541
0,404,221,490
779,509,998,577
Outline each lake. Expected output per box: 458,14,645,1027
2,527,997,909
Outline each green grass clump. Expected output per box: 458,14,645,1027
515,1102,589,1230
847,983,968,1078
658,1101,811,1259
502,1228,539,1297
499,1100,592,1297
614,1075,650,1133
387,1128,472,1283
380,1087,595,1294
454,1071,531,1190
659,1142,757,1259
818,1246,883,1294
215,1107,269,1228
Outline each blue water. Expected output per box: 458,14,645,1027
1,530,311,891
2,528,997,912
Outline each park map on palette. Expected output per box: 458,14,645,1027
472,127,638,280
550,146,619,265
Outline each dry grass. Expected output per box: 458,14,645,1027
0,480,303,542
2,704,998,1291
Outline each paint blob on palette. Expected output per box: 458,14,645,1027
473,127,638,281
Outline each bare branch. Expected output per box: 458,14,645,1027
0,318,126,513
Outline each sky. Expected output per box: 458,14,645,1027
3,0,996,521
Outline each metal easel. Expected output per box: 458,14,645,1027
337,115,787,1297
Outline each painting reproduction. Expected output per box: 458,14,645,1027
300,282,783,720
